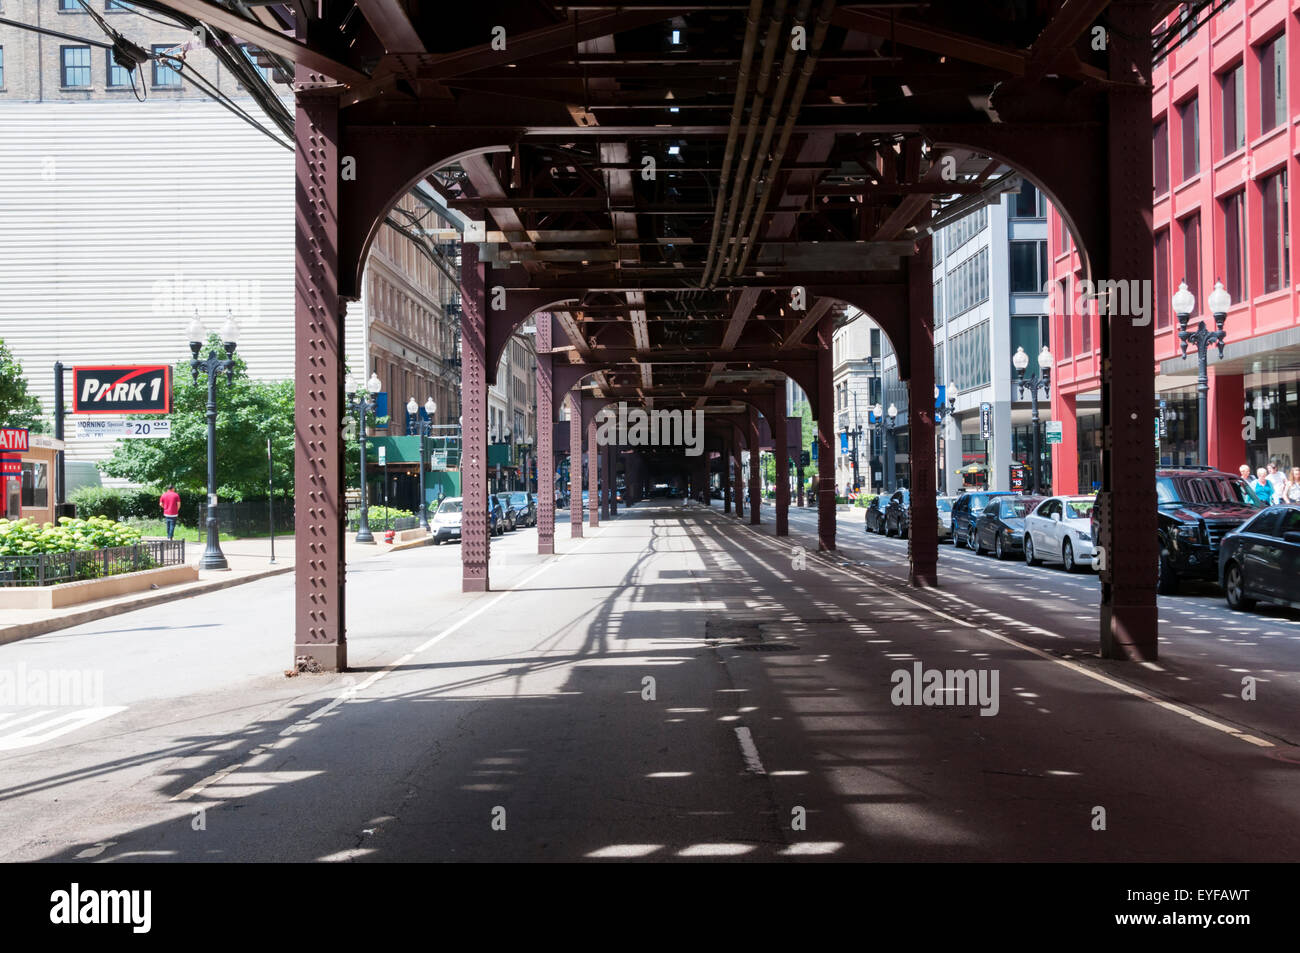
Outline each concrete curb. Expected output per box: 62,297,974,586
0,563,294,647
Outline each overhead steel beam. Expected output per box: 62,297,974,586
354,0,425,53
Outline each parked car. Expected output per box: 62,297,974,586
951,491,1017,549
1093,466,1266,592
864,495,888,534
1219,505,1300,611
495,492,519,531
974,496,1044,559
884,489,911,538
508,491,536,527
488,494,505,536
936,496,956,542
1023,495,1097,572
430,496,462,545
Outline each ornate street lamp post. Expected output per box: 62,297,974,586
874,401,899,491
1174,278,1230,467
935,384,957,494
187,312,240,570
347,372,382,543
409,396,437,530
1013,345,1053,496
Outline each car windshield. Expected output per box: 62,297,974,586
509,493,528,505
1064,499,1095,519
1002,499,1037,518
437,499,462,515
936,499,952,512
1157,475,1264,508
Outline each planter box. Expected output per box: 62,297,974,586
0,564,199,610
393,527,430,543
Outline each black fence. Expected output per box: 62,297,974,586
198,500,295,538
344,505,421,533
0,540,187,587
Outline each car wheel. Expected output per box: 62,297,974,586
432,537,441,546
995,535,1005,560
1224,562,1256,611
966,526,979,552
1024,534,1039,566
1062,539,1076,573
1156,547,1179,595
972,528,984,555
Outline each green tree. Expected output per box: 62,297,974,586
101,335,294,500
0,338,48,432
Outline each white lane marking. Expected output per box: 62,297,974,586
0,707,127,751
734,726,766,774
728,518,1277,751
172,531,601,802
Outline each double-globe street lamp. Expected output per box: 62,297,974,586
406,396,437,530
935,385,957,494
347,373,382,543
187,312,240,571
840,414,864,494
1172,278,1231,467
1012,345,1053,495
873,402,899,491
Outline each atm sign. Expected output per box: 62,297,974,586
74,365,172,414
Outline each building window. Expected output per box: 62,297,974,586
0,46,5,88
1181,212,1201,315
151,45,181,87
106,50,130,87
105,0,133,9
1153,117,1169,196
1012,182,1045,218
1059,278,1072,359
60,45,91,86
1011,314,1048,364
1080,298,1092,353
944,207,986,251
1262,168,1289,293
951,320,990,392
1178,96,1199,181
21,462,48,509
1259,33,1286,135
1009,240,1047,293
1057,210,1070,251
945,246,989,317
932,279,943,329
58,0,79,10
1221,62,1245,155
1222,190,1247,303
1154,228,1171,329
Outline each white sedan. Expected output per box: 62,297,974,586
1022,495,1097,572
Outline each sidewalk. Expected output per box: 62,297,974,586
0,530,430,647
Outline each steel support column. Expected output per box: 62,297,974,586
536,314,555,554
748,407,761,525
569,392,583,538
773,397,790,536
1099,4,1158,660
733,434,744,519
293,89,347,672
460,242,490,592
723,438,732,514
816,314,836,551
908,236,938,586
587,417,600,528
602,445,612,520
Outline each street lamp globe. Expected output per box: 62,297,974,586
887,403,898,418
873,402,883,419
1012,345,1029,375
221,312,240,348
407,397,419,415
186,315,205,347
1038,345,1053,372
1172,279,1195,321
345,374,357,395
425,397,437,416
1207,279,1231,318
367,373,382,394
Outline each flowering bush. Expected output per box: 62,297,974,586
0,516,144,557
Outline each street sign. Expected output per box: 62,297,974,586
979,402,993,439
1045,420,1063,445
75,419,171,439
73,365,171,414
935,384,946,409
839,432,849,454
0,427,29,452
431,450,448,468
1155,416,1161,449
811,440,818,460
378,445,387,466
1009,463,1027,492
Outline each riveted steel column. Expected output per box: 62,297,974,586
723,437,732,514
1100,4,1158,660
909,236,938,586
816,314,836,551
774,397,790,536
602,444,613,520
587,417,600,528
293,88,346,672
536,315,554,553
733,433,744,519
569,392,583,538
460,242,490,592
748,407,761,525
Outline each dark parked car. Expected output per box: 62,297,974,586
884,489,911,538
507,491,536,527
864,495,887,534
495,492,519,531
974,496,1044,559
488,494,505,536
1090,466,1264,593
951,491,1017,550
1219,505,1300,611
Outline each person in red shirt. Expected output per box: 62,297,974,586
159,486,182,540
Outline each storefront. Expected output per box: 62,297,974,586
3,434,63,525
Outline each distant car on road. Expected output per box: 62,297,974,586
936,496,956,542
1218,504,1300,612
974,496,1043,559
431,497,462,545
488,495,505,536
507,491,536,527
1023,495,1097,572
495,492,519,532
864,495,887,535
951,491,1017,550
884,489,911,538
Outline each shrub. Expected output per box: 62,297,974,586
0,516,144,556
70,486,127,523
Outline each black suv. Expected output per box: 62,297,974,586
1091,466,1265,594
951,491,1017,550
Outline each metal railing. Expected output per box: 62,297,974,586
198,501,295,538
0,539,187,587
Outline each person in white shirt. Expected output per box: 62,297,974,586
1266,462,1286,496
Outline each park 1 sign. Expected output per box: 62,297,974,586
1045,420,1064,445
74,365,171,414
75,419,171,440
0,427,29,452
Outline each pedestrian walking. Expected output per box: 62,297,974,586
1283,467,1300,504
1267,462,1286,496
159,485,182,540
1238,464,1252,482
1254,468,1274,505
